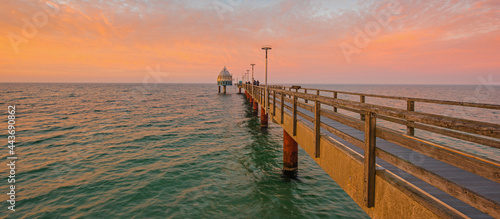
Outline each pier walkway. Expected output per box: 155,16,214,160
240,84,500,219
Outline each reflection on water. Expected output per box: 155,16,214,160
0,83,368,218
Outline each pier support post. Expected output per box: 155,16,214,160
218,86,221,93
223,86,226,94
261,106,268,128
239,87,241,94
253,100,258,114
283,130,298,175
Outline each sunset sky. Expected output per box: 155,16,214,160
1,0,499,84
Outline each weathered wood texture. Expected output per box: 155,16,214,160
243,84,500,218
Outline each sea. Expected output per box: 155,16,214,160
0,83,498,218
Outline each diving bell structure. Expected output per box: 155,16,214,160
217,66,232,93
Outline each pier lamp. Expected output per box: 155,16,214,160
262,46,272,114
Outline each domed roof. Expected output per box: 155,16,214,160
218,67,231,77
217,66,232,86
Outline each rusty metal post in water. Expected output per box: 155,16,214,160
261,106,268,128
283,129,298,176
253,100,258,115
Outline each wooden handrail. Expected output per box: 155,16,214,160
272,88,500,139
281,90,499,149
270,85,500,110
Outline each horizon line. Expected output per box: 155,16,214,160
0,82,496,86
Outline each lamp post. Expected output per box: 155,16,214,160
246,70,250,95
243,72,247,93
262,46,272,114
250,64,255,95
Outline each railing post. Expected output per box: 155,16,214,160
256,87,258,101
305,89,308,103
259,88,261,102
261,88,264,103
273,90,276,116
258,87,260,102
280,92,284,124
360,96,366,121
407,100,415,136
267,88,270,114
316,90,320,96
314,100,321,158
293,95,297,136
333,92,338,112
363,112,376,208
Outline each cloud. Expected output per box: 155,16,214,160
0,0,498,83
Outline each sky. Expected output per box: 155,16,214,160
0,0,499,84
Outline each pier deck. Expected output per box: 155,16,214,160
242,84,500,219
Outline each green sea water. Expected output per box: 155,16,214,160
0,84,369,218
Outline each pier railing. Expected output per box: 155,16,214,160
243,84,500,218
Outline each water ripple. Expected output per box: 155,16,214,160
0,84,368,218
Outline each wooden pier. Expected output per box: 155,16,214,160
239,83,500,218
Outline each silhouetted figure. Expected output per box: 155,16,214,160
257,80,260,86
